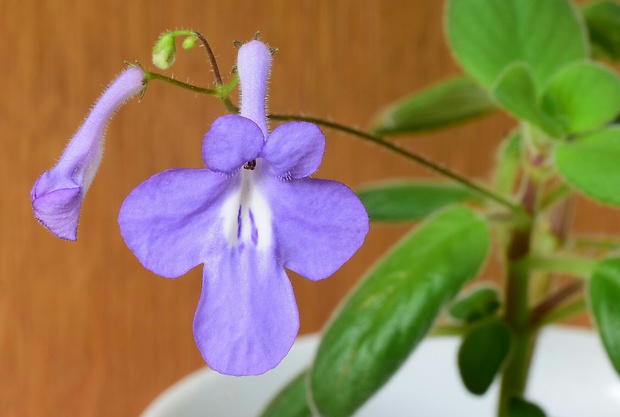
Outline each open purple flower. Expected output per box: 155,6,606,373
118,40,369,375
31,67,145,240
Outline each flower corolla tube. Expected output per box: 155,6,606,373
31,67,145,240
119,40,369,375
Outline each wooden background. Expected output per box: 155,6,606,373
1,0,616,416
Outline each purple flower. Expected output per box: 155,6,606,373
118,41,369,375
31,67,145,240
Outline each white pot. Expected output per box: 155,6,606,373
142,327,620,417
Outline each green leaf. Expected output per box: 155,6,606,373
589,258,620,376
542,61,620,134
555,127,620,206
371,76,495,135
449,285,501,323
493,64,564,137
494,130,522,196
310,206,489,417
509,397,547,417
458,319,511,395
583,1,620,62
447,0,587,89
357,182,476,222
259,371,312,417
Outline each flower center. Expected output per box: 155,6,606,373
243,160,257,170
220,164,272,252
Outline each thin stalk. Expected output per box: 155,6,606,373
159,30,223,85
429,324,468,337
269,113,523,213
192,31,224,85
535,298,587,327
530,281,584,327
538,183,571,213
568,236,620,252
517,255,597,278
143,71,218,96
140,70,523,213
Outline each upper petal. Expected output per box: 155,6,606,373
118,168,238,278
238,40,272,138
264,177,369,281
261,122,326,179
193,241,299,376
202,115,265,173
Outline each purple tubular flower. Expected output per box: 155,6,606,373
118,40,369,375
31,67,145,240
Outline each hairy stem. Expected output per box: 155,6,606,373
269,113,522,213
192,31,224,85
140,70,523,213
143,71,218,95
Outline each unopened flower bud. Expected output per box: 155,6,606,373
182,36,197,50
152,33,176,69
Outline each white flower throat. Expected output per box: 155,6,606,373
221,161,273,251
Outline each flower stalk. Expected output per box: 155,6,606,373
140,68,524,214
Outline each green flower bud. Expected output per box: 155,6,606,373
152,33,176,70
182,36,197,50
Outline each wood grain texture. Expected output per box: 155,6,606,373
0,0,612,416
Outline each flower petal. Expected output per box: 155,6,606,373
202,115,265,173
261,122,326,179
238,40,272,138
31,67,145,240
31,174,82,241
193,243,299,376
265,177,369,281
118,169,238,278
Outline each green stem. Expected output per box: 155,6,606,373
159,30,223,84
538,183,571,213
143,71,218,96
269,113,523,213
569,236,620,252
516,255,597,278
139,71,523,213
530,280,584,328
498,173,537,417
535,298,587,327
499,228,534,417
429,324,468,337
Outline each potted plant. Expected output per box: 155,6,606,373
32,1,620,416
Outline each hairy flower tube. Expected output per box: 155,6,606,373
31,67,145,240
118,40,369,375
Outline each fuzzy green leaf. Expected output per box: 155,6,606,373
259,371,311,417
357,182,475,222
310,207,489,417
509,398,547,417
555,127,620,206
583,1,620,61
589,258,620,376
371,76,495,135
447,0,587,89
493,64,564,137
542,61,620,134
449,285,501,323
458,319,511,395
494,131,522,196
